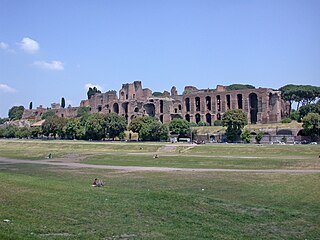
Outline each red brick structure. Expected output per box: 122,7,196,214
23,81,285,125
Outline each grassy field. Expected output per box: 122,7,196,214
0,139,319,239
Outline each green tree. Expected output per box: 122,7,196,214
226,84,255,91
279,84,320,114
61,97,66,108
302,113,320,141
169,119,191,137
240,129,251,143
105,113,127,140
29,102,33,110
222,110,248,142
129,116,168,141
42,116,65,139
77,106,91,118
255,132,264,144
63,118,85,140
87,87,101,99
8,106,25,120
299,103,320,120
129,116,154,134
15,127,31,139
3,125,18,138
84,113,106,140
41,110,55,120
30,127,41,138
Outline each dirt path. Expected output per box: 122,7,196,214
0,157,319,173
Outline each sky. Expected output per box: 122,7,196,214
0,0,319,118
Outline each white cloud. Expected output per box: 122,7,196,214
0,84,16,93
19,37,39,53
0,42,9,50
84,83,103,91
33,60,64,71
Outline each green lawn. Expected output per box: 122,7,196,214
0,139,319,239
0,164,319,239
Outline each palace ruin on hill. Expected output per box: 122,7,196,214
22,81,287,125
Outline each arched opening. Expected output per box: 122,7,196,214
160,115,163,123
185,98,190,112
144,103,155,117
195,97,200,111
113,103,119,114
178,105,182,110
122,102,128,115
226,95,231,110
249,93,258,124
206,113,212,126
195,113,201,124
206,96,211,111
277,129,293,135
185,114,190,122
237,94,243,109
160,100,164,113
98,106,102,112
134,107,139,113
217,113,221,120
216,95,221,111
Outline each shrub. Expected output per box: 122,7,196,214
281,118,292,123
214,120,222,126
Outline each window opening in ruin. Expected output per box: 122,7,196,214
134,107,139,112
226,95,231,110
160,115,163,123
175,108,177,113
206,113,212,126
98,106,102,112
160,100,164,113
185,98,190,112
101,99,103,104
249,93,258,124
122,102,128,114
216,95,221,111
217,113,221,120
61,114,64,118
113,103,119,114
178,105,182,110
126,94,128,100
206,96,211,111
195,97,200,111
133,94,135,99
195,113,201,124
106,104,109,108
237,94,243,109
185,114,190,122
144,103,155,117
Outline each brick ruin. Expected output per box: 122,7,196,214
22,81,285,125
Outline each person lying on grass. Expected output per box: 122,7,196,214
92,178,104,187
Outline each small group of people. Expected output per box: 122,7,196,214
92,178,104,187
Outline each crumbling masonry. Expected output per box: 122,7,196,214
22,81,285,125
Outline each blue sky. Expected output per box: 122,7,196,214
0,0,319,118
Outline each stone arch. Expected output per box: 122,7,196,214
195,113,201,124
249,93,258,124
113,103,119,114
206,113,212,126
277,129,293,135
160,100,164,113
144,103,155,117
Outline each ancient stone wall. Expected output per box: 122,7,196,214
22,81,285,125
